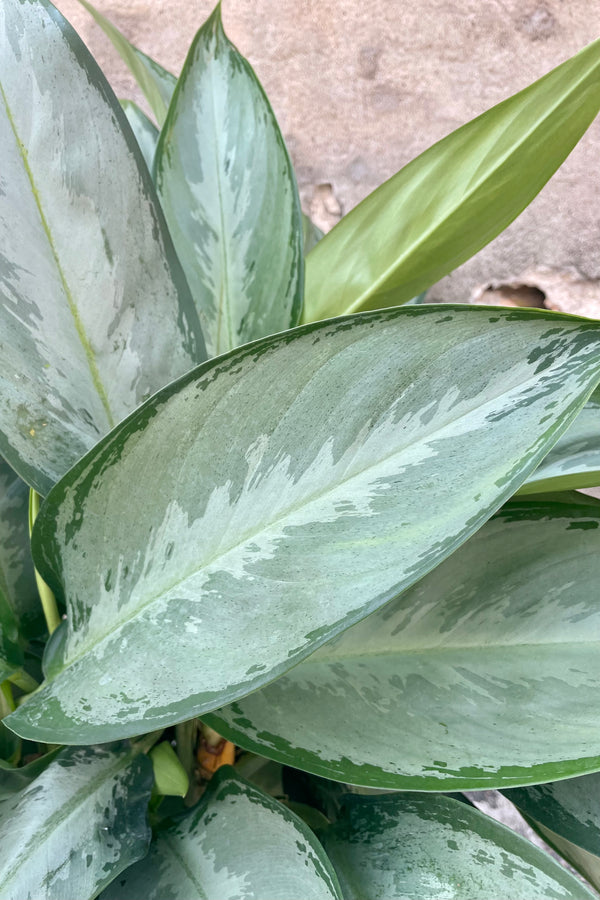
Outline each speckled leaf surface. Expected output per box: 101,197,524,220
519,386,600,494
7,307,600,745
320,793,595,900
154,5,303,357
77,0,176,125
504,774,600,890
0,744,153,900
120,100,159,174
302,38,600,323
0,458,41,680
208,495,600,791
101,767,342,900
0,0,205,496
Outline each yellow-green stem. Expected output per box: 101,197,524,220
29,490,61,635
8,669,39,693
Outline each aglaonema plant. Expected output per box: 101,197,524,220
1,0,600,896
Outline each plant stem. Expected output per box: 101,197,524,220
0,680,15,715
8,669,39,693
29,489,61,635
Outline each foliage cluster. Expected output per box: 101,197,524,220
1,1,600,896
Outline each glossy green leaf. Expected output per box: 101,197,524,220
101,767,342,900
519,385,600,494
320,793,595,899
120,99,159,173
207,494,600,790
302,38,600,323
0,0,206,496
0,743,153,900
77,0,176,125
504,774,600,891
150,740,189,797
7,306,600,745
154,5,303,357
0,459,41,680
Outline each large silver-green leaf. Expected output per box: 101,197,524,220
519,385,600,494
504,775,600,891
0,0,205,496
320,793,595,899
207,494,600,790
120,99,159,173
0,459,41,680
101,767,342,900
154,5,303,357
302,38,600,323
77,0,176,125
7,306,600,745
0,743,153,900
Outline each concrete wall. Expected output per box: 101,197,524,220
54,0,600,312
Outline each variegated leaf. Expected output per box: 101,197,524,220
302,38,600,322
120,100,159,174
519,385,600,494
0,0,205,496
154,5,303,357
77,0,176,125
101,767,342,900
207,494,600,790
0,458,41,680
320,793,595,899
504,774,600,892
0,744,153,900
6,307,600,745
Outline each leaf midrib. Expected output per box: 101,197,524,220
209,48,234,356
334,51,600,316
0,80,115,430
0,750,135,893
309,638,600,669
54,345,595,675
161,832,209,900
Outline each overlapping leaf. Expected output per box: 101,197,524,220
6,307,600,745
154,5,304,356
77,0,176,125
207,494,600,790
101,767,342,900
302,37,600,322
320,793,595,899
0,744,153,900
120,100,159,173
504,774,600,891
0,459,41,681
519,385,600,494
0,0,205,495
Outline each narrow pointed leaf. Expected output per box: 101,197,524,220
320,793,595,899
101,767,342,900
120,99,159,173
0,744,153,900
0,459,42,680
7,307,600,745
504,775,600,891
0,0,206,496
154,5,304,357
518,386,600,494
302,38,600,323
77,0,176,125
207,495,600,790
